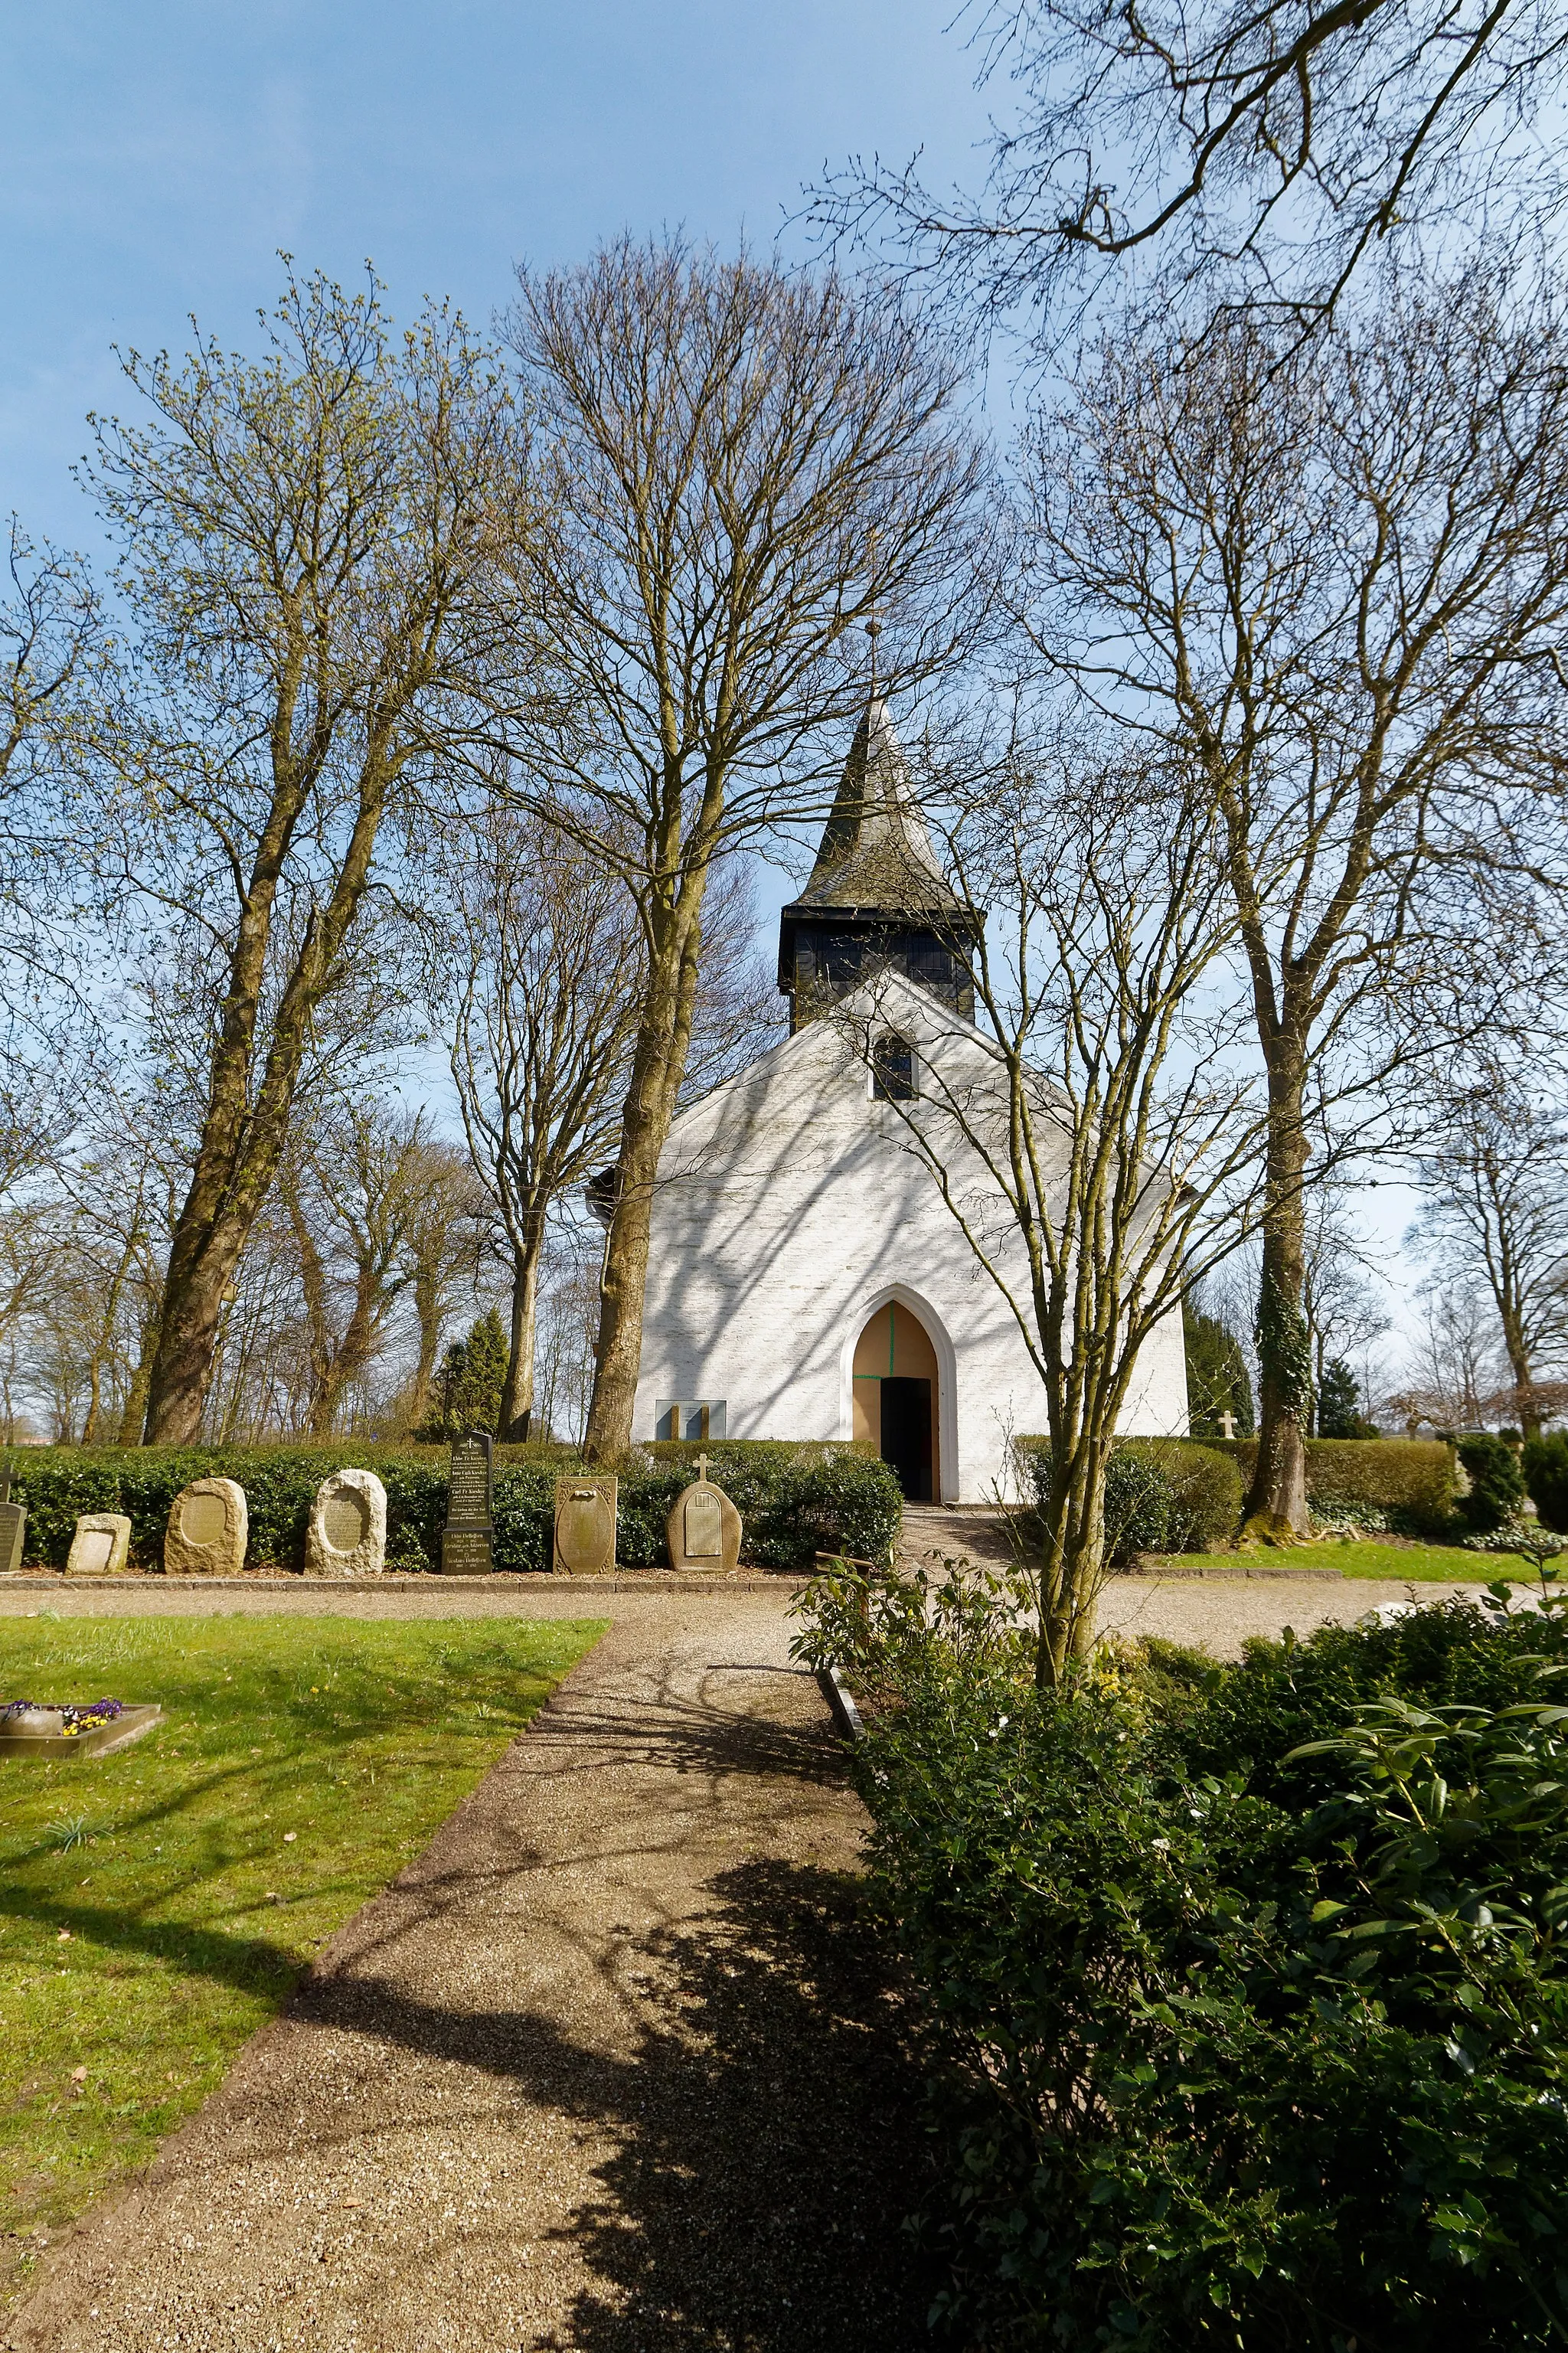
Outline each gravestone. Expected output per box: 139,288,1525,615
163,1476,247,1577
666,1454,743,1574
554,1476,616,1576
441,1433,495,1576
66,1513,131,1576
0,1467,25,1574
304,1469,387,1577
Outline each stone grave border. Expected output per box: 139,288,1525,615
0,1704,163,1760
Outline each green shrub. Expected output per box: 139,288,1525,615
2,1437,898,1575
1524,1431,1568,1531
805,1567,1568,2348
1457,1432,1527,1533
1015,1436,1243,1560
1182,1299,1255,1436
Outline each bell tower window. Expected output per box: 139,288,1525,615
871,1033,916,1102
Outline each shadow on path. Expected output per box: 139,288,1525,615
296,1858,934,2352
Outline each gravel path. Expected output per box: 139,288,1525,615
6,1592,933,2353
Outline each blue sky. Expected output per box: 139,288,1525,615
1,0,990,549
0,1,1424,1362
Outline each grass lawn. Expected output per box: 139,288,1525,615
1144,1539,1510,1580
0,1610,604,2305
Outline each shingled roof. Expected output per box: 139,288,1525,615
795,695,961,913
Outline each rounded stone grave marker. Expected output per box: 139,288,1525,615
553,1477,617,1575
665,1456,743,1573
304,1469,387,1578
164,1478,247,1577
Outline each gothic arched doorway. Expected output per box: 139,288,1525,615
852,1299,939,1502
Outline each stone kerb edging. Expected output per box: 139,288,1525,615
817,1662,866,1742
0,1571,809,1595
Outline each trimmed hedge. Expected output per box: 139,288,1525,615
1217,1436,1457,1527
1014,1436,1243,1560
0,1438,900,1576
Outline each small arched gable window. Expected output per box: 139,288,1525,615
871,1032,917,1102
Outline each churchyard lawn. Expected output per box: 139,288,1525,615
0,1612,604,2305
1145,1537,1512,1579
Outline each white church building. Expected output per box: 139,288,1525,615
628,695,1190,1502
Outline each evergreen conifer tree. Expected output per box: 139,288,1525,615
1184,1301,1256,1438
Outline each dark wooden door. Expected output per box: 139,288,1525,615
880,1377,933,1502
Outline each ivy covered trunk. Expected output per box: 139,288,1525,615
1247,1052,1312,1532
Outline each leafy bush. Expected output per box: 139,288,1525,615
802,1565,1568,2348
1015,1437,1243,1560
1457,1433,1527,1534
2,1437,899,1574
1524,1432,1568,1532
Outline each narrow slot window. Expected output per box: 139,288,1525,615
871,1033,916,1102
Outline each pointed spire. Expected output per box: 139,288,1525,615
795,694,960,913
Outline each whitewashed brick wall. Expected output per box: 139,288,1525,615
632,976,1191,1501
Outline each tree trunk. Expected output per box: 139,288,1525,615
1247,1051,1313,1531
1498,1313,1538,1437
499,1227,544,1442
1034,1437,1111,1688
118,1351,153,1447
140,1207,253,1446
410,1281,443,1432
583,901,704,1462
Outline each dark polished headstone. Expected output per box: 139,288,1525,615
442,1433,495,1574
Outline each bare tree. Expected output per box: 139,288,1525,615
83,266,526,1443
396,1138,488,1433
498,235,991,1459
1387,1278,1507,1430
1409,1063,1568,1433
1026,266,1568,1528
419,798,644,1440
279,1104,459,1437
811,0,1567,331
1300,1182,1390,1430
845,737,1262,1681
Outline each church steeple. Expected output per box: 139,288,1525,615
777,694,982,1031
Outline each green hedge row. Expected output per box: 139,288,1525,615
1,1439,902,1576
1214,1435,1457,1523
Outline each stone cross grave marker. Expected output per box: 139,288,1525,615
0,1465,25,1575
666,1453,743,1574
1218,1410,1236,1442
442,1433,495,1575
66,1513,131,1576
305,1469,388,1577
